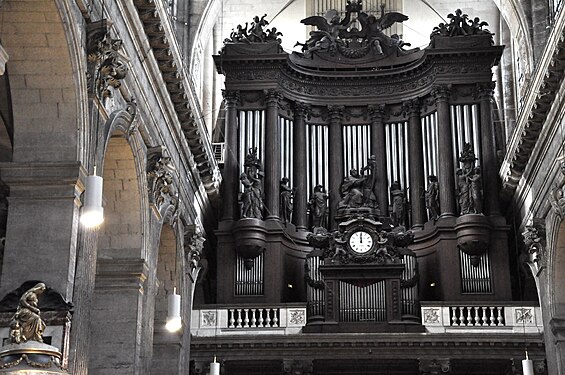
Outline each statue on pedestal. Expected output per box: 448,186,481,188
9,282,47,344
456,143,483,215
390,181,406,227
240,147,264,219
338,155,379,210
280,177,295,223
308,184,328,230
425,175,440,221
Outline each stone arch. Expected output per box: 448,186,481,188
87,112,151,374
0,0,86,163
151,223,182,373
542,213,565,375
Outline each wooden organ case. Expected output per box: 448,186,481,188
213,3,512,333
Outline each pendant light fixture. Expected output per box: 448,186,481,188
522,350,534,375
165,287,182,332
210,356,220,375
81,167,104,228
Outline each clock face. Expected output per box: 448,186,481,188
348,231,374,254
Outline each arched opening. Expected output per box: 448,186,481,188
97,134,143,258
89,133,146,374
151,224,181,373
552,221,565,316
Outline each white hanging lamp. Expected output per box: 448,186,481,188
80,168,104,228
165,287,182,332
522,350,534,375
210,356,220,375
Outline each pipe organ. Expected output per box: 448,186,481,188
214,1,512,333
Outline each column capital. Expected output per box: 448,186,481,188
431,85,451,102
263,88,282,106
367,104,386,121
475,82,495,100
222,89,240,106
403,98,421,116
293,101,311,119
327,105,345,121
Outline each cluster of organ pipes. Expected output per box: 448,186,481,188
305,253,419,322
460,250,493,294
235,253,264,296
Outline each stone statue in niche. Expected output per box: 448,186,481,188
456,143,483,215
240,147,264,219
390,181,406,227
338,156,379,210
425,175,440,222
9,283,47,344
280,177,295,224
308,184,328,230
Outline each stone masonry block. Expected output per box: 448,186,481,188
4,11,46,23
24,74,73,89
10,88,40,104
40,88,64,103
2,33,48,48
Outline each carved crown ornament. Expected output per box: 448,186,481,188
146,146,179,221
86,19,129,99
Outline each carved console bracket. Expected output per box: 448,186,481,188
184,224,206,282
86,19,129,99
146,146,179,222
521,219,546,277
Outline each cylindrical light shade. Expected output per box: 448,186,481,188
165,289,182,332
522,359,534,375
210,358,220,375
80,175,104,228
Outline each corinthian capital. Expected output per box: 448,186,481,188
222,90,240,106
327,105,345,122
367,104,386,121
431,85,451,102
293,101,311,119
263,89,282,107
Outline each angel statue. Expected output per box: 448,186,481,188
357,4,409,55
9,283,47,344
295,9,349,57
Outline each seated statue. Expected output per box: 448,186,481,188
9,283,47,344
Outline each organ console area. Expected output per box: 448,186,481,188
212,2,512,333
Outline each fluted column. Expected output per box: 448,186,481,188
368,104,388,216
328,105,344,229
406,99,426,228
477,83,501,216
222,90,240,221
264,89,282,220
293,102,310,230
432,86,456,217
